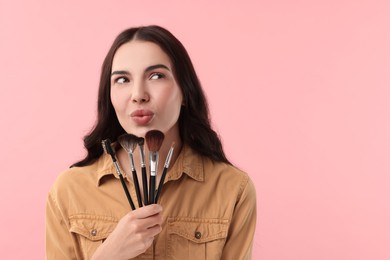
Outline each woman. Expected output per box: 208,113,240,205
46,25,256,259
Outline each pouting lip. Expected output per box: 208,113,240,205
130,109,154,117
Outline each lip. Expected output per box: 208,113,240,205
130,109,154,125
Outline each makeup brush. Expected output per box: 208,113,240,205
154,142,175,203
145,130,165,205
118,134,143,208
137,137,148,206
102,139,135,210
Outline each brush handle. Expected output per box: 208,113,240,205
154,167,168,203
114,161,135,210
119,174,136,210
129,152,143,208
149,152,158,205
155,146,174,203
149,175,156,205
141,166,148,205
132,169,143,208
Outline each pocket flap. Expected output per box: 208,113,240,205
69,214,118,241
167,217,229,243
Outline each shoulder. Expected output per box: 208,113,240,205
203,157,256,201
48,155,108,204
51,162,96,189
203,157,249,181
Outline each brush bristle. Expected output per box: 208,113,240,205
101,139,112,154
118,134,139,153
102,139,116,161
145,130,164,152
137,137,145,146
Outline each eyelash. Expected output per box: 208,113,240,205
114,76,129,84
150,73,165,80
113,73,165,84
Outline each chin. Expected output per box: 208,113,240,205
125,127,153,138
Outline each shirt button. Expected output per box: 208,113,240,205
91,229,97,236
195,231,202,239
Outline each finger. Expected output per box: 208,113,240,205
130,204,162,219
136,212,163,229
141,224,162,238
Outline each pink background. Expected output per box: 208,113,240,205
1,0,390,259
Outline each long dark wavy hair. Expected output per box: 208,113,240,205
72,25,230,167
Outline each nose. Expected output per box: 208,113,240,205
131,81,150,103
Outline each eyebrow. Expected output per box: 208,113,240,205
111,70,129,76
111,64,170,76
146,64,170,72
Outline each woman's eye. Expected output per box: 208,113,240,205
115,77,128,84
150,73,165,80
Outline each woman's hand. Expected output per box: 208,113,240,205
91,204,163,260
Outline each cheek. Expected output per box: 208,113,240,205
154,87,182,124
165,85,182,105
110,88,124,113
163,91,182,114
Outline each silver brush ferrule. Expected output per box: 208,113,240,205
129,152,136,171
139,145,146,167
164,147,174,168
113,161,122,176
150,152,158,176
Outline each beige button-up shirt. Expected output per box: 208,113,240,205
46,145,257,259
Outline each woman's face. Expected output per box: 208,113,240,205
110,40,183,140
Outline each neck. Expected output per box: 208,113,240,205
116,137,182,179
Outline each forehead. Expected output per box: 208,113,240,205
112,40,172,70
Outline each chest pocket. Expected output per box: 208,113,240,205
167,217,229,260
69,214,118,259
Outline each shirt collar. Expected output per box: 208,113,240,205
166,144,204,182
96,144,204,186
96,153,121,186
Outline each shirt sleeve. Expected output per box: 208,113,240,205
221,176,257,260
46,191,76,260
